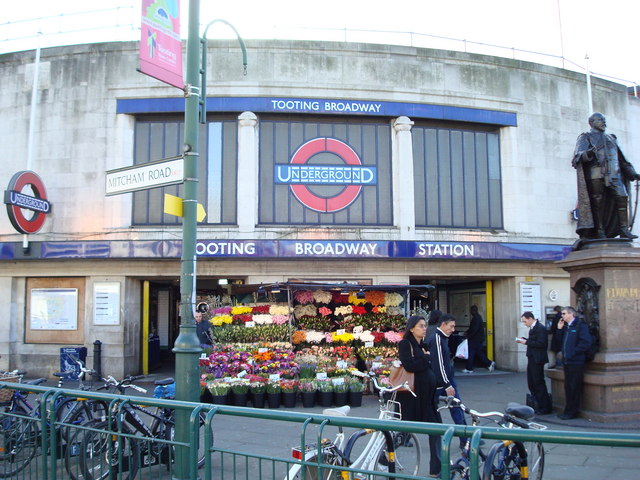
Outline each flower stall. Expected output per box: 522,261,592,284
196,282,433,407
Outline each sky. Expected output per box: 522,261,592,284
1,0,638,86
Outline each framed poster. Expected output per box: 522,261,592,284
30,288,78,330
93,282,121,325
520,283,542,322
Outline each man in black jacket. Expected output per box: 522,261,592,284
463,305,495,373
517,312,551,414
554,307,593,419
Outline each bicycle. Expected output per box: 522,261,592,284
77,375,207,480
285,371,421,480
437,396,546,480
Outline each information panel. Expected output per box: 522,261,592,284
30,288,78,330
93,282,121,325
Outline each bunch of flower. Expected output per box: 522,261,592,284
232,306,253,315
348,292,367,306
348,377,365,392
355,345,399,360
325,367,350,378
388,315,407,331
212,306,232,315
372,306,386,314
207,380,230,396
384,331,403,344
352,305,367,315
299,380,317,393
318,306,332,317
324,332,333,344
365,290,386,306
297,315,332,331
331,291,350,304
266,381,281,394
280,379,300,393
230,380,250,394
294,304,317,319
386,306,404,316
272,315,289,325
352,330,375,343
253,314,273,325
291,330,307,345
384,292,404,307
316,379,334,393
313,290,333,304
307,345,355,359
372,332,385,344
294,290,315,304
252,305,270,314
334,305,353,316
333,380,349,393
211,324,291,344
252,350,275,362
249,381,266,394
305,331,325,344
298,364,316,379
232,314,253,325
331,346,355,360
210,314,233,326
332,332,355,344
270,305,291,315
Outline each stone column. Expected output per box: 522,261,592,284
392,116,416,239
549,244,640,422
237,112,258,233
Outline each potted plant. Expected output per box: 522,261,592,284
249,380,267,408
316,379,334,407
280,379,299,408
230,381,250,406
266,381,282,409
348,377,365,407
333,379,349,406
299,380,318,408
207,381,230,405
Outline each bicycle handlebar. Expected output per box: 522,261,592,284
99,374,148,394
438,396,537,429
352,370,417,397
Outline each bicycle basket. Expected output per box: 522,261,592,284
383,399,402,420
0,374,20,402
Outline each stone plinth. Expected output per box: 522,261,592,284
549,243,640,422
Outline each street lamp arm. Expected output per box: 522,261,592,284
199,19,248,123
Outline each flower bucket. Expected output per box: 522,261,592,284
317,391,333,407
334,392,348,407
349,391,363,407
251,392,265,408
232,392,248,406
282,392,297,408
200,389,213,404
211,394,228,405
301,391,316,408
267,392,281,409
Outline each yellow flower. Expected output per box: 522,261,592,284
210,314,232,326
332,332,355,343
231,306,253,315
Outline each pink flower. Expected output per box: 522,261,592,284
384,331,403,343
325,332,334,344
318,306,332,317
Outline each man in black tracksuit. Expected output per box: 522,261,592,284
554,306,592,419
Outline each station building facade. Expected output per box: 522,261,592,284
1,39,639,378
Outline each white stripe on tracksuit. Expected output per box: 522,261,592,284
434,332,451,388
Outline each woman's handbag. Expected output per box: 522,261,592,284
389,343,415,392
389,363,414,392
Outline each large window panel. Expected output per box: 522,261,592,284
132,117,237,226
413,124,503,229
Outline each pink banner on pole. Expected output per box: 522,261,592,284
139,0,183,89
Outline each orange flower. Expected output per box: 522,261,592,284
291,330,307,345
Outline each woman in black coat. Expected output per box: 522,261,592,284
397,315,442,478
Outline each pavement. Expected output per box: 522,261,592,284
28,365,640,479
133,364,640,480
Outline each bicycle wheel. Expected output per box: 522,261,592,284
57,398,109,441
372,432,421,479
79,420,140,480
482,441,528,480
522,441,544,480
63,401,109,480
165,410,208,469
0,407,39,478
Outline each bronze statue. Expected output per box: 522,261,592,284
573,113,640,240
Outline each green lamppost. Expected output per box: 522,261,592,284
173,1,246,478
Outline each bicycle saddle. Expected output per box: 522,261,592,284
323,405,351,417
24,378,47,386
154,377,175,385
505,402,535,420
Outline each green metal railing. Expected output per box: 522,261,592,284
2,382,640,479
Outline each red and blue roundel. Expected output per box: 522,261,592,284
4,170,51,234
275,137,377,213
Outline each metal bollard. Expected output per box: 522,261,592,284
93,340,102,380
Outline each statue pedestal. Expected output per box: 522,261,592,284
549,243,640,422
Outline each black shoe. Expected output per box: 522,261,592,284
558,413,577,420
535,409,552,415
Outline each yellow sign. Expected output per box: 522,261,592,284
163,194,207,222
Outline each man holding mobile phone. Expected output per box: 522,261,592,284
554,306,593,419
517,312,551,414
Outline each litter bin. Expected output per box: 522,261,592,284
60,347,88,380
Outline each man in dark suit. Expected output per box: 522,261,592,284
517,311,552,414
554,306,593,419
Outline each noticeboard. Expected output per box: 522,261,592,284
93,282,121,325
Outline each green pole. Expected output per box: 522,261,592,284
173,0,201,478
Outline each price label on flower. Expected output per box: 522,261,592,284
336,360,347,369
372,362,382,369
269,373,281,382
316,372,327,380
258,348,268,353
237,370,247,378
331,377,345,386
365,341,374,348
224,377,234,382
245,321,255,328
200,353,208,359
336,329,346,336
353,325,363,334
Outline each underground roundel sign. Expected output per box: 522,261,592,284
274,137,377,213
4,170,51,234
